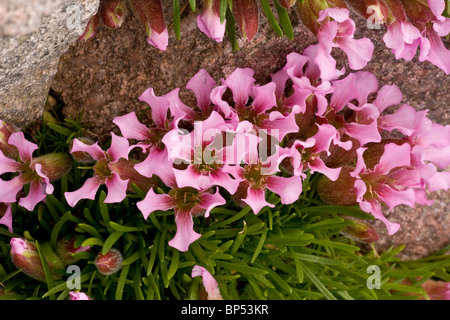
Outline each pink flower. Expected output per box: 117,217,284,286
351,143,421,235
0,132,54,211
191,265,222,300
65,133,130,207
136,168,226,252
162,111,240,194
225,147,302,215
316,8,374,80
197,0,226,42
421,279,450,300
69,292,91,300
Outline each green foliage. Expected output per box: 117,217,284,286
1,111,449,301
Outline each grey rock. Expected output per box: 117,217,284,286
0,0,99,130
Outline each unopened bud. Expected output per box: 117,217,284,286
10,239,64,282
79,11,101,42
108,158,158,193
100,0,126,29
341,216,379,243
69,291,91,300
32,153,73,181
56,238,90,265
70,137,96,164
399,0,433,25
42,111,58,125
421,279,450,300
317,166,358,206
233,0,259,41
94,248,123,276
383,0,407,21
0,120,19,159
279,0,296,9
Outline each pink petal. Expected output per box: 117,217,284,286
210,170,241,195
433,19,450,36
310,123,340,154
242,187,275,215
375,143,411,174
186,69,216,111
199,188,226,218
337,37,374,71
8,132,38,162
0,204,13,233
314,42,337,81
18,180,47,211
427,0,446,21
422,145,450,169
106,132,130,163
191,265,222,300
172,166,201,190
330,73,357,111
308,157,342,181
147,28,169,51
210,85,234,118
263,111,299,141
134,147,170,179
283,52,310,80
34,163,54,195
224,68,255,106
71,139,105,161
354,179,367,203
136,188,174,220
113,112,150,141
318,8,350,23
139,87,170,128
423,31,450,74
104,172,129,203
0,176,24,203
414,189,434,206
379,104,421,136
196,5,226,42
65,177,101,207
350,147,368,178
168,209,202,252
266,175,302,204
0,150,20,175
252,82,277,114
426,170,450,192
375,184,416,209
345,121,382,146
69,292,91,300
373,84,403,113
363,200,401,235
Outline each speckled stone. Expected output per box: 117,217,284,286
0,0,100,130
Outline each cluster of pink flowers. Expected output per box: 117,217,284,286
65,12,449,253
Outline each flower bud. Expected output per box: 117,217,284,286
399,0,433,25
341,216,379,243
233,0,259,41
42,111,58,125
56,238,91,265
0,120,19,160
130,0,168,51
108,158,159,193
10,239,64,282
279,0,296,9
321,135,359,169
421,279,450,300
79,11,101,42
94,248,123,276
32,153,73,181
69,291,91,300
100,0,126,29
317,166,358,206
70,137,96,164
383,0,407,21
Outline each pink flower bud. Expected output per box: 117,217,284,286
341,216,379,243
279,0,296,9
108,158,159,193
79,11,101,42
130,0,168,51
233,0,259,41
421,279,450,300
10,239,64,282
94,249,123,276
192,265,223,300
69,291,91,300
56,238,91,265
31,153,73,182
100,0,126,29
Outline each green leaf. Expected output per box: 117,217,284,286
102,231,123,255
310,239,360,252
216,261,268,275
47,123,73,136
251,225,267,263
35,241,55,300
189,0,196,12
98,191,111,229
167,249,179,280
225,9,239,52
109,221,139,233
260,0,283,37
76,223,103,240
173,0,181,40
220,0,228,24
274,0,294,39
115,264,130,300
301,261,337,300
81,237,104,248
